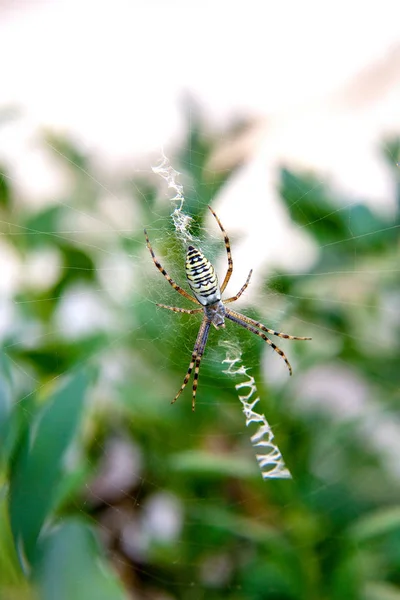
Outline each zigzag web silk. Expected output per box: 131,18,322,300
152,155,292,480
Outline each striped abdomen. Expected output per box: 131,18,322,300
186,245,220,306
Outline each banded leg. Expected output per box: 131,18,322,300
207,205,233,293
156,303,203,315
172,317,211,410
225,309,294,375
223,269,253,304
192,356,202,411
225,307,312,341
144,229,199,304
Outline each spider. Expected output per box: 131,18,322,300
144,205,311,411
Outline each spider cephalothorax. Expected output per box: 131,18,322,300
144,205,311,411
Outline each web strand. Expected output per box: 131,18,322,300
221,340,291,480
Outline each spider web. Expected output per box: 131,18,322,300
151,153,292,480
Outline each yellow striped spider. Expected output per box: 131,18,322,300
144,206,311,411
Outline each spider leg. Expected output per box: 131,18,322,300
192,356,202,412
172,317,211,410
156,303,203,315
223,269,253,304
207,205,233,293
144,229,200,304
225,307,312,341
224,308,294,375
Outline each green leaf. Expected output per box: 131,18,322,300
191,504,285,547
23,205,65,250
170,450,259,479
0,354,12,456
347,506,400,542
279,167,349,245
0,165,11,209
0,353,17,466
9,370,89,566
363,581,400,600
35,519,127,600
0,487,26,587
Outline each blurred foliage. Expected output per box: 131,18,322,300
0,113,399,600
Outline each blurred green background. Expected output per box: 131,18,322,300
0,121,399,600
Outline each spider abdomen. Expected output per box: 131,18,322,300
185,246,221,306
